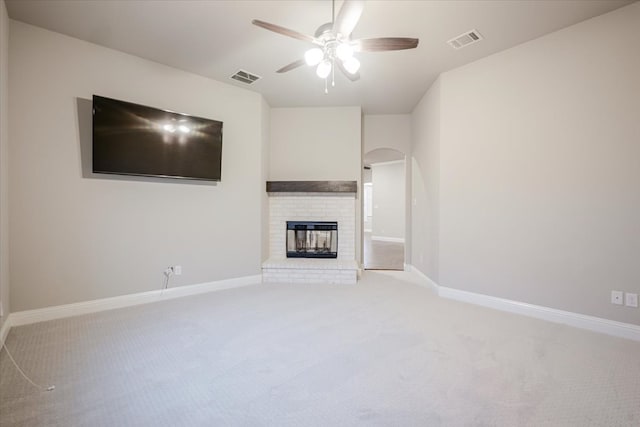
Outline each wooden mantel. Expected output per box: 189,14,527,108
266,181,357,194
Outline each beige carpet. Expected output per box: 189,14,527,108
363,233,404,270
1,271,639,426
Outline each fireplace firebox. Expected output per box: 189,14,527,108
286,221,338,258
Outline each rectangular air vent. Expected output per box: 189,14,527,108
447,30,483,50
230,70,261,85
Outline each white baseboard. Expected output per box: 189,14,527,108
439,286,640,342
407,264,640,342
405,264,438,293
371,236,405,243
5,268,639,343
7,274,262,329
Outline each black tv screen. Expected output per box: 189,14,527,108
92,95,223,181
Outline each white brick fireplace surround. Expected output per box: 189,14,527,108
263,181,359,284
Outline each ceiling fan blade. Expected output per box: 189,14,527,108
353,37,419,52
252,19,318,44
333,0,364,37
337,61,360,82
276,59,306,73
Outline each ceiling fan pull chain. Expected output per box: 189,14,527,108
332,58,336,87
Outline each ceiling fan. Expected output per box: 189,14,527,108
252,0,419,92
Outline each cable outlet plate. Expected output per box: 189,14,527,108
611,290,624,305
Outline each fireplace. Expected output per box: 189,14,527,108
286,221,338,258
263,182,357,284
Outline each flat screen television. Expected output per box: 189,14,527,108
92,95,223,181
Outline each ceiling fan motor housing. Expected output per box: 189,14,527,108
315,22,335,39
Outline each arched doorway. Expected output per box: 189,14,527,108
363,148,405,270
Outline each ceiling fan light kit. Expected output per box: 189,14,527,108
304,48,324,66
307,37,359,81
343,57,360,74
316,60,332,79
252,0,419,93
336,43,354,61
307,37,360,86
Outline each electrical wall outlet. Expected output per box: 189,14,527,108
173,265,182,275
625,292,638,308
611,290,624,305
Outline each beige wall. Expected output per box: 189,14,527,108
0,0,8,326
371,161,405,241
411,78,440,281
269,107,361,181
9,22,267,311
413,3,640,324
269,107,362,262
6,1,636,328
260,97,271,263
363,115,410,155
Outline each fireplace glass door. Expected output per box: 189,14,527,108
286,221,338,258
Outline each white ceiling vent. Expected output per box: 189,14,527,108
230,70,261,85
447,30,483,50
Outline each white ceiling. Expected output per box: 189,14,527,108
6,0,634,114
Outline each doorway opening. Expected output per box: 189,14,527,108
363,149,405,270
